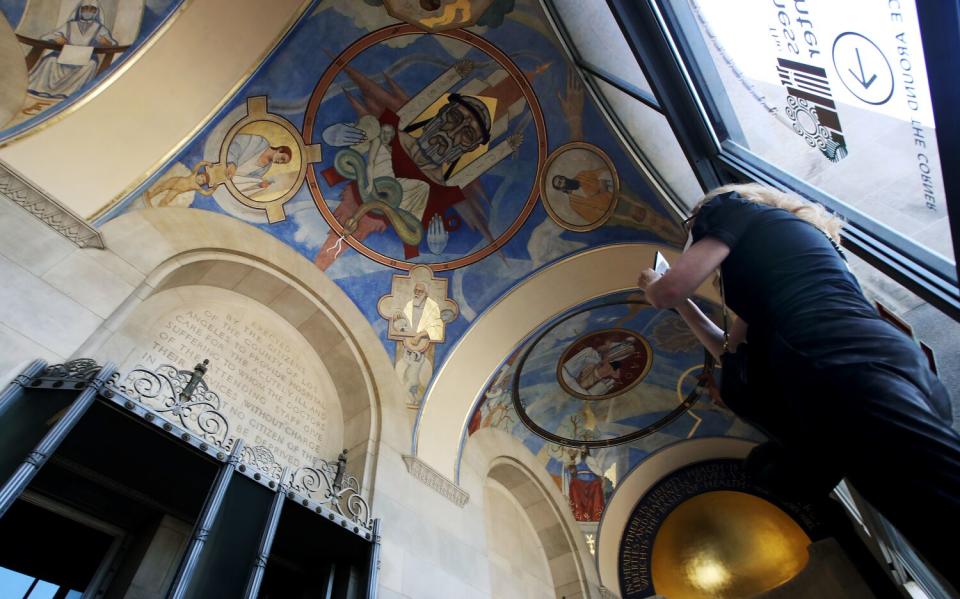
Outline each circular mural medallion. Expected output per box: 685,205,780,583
557,328,652,400
218,96,319,223
540,142,619,232
512,299,715,448
303,24,547,271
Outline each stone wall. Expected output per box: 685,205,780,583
0,200,603,598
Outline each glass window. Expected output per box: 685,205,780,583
0,568,82,599
847,251,960,425
592,77,704,207
0,567,34,597
681,0,953,264
551,0,654,96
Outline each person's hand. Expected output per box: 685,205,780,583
637,268,661,290
54,35,68,45
322,123,366,147
699,371,726,409
97,34,113,46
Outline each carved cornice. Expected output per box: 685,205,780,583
0,161,104,249
402,455,469,507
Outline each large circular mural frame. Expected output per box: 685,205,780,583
302,24,547,271
511,299,715,449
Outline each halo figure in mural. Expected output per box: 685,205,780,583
218,96,322,223
541,142,619,232
377,265,459,405
145,96,323,220
304,24,546,271
558,328,651,400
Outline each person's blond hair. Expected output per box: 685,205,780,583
694,183,844,244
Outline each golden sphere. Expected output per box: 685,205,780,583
651,491,810,598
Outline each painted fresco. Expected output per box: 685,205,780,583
105,0,688,411
541,142,619,232
0,0,183,142
304,23,545,271
467,291,765,524
377,265,459,403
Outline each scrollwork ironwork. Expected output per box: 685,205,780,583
241,445,283,481
42,359,103,381
106,361,374,531
116,364,229,448
289,456,371,528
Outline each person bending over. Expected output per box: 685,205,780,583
638,183,959,585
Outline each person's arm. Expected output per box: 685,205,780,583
674,299,748,360
642,238,730,308
675,299,726,360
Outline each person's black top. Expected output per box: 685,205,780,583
690,191,923,373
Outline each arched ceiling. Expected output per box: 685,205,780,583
0,0,764,545
0,0,313,217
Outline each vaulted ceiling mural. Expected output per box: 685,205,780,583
466,289,762,546
96,0,755,543
0,0,184,143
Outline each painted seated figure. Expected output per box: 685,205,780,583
27,0,117,99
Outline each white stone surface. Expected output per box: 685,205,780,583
0,197,77,277
103,285,344,469
484,480,556,599
0,252,103,357
41,250,136,319
0,322,60,383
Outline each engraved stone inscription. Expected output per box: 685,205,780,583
125,290,342,470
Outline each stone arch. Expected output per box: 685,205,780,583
75,207,411,493
595,437,756,595
414,243,723,484
463,427,602,599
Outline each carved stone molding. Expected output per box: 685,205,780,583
0,160,104,249
402,455,469,507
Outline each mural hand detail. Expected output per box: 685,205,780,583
322,123,367,147
427,214,449,255
454,59,476,77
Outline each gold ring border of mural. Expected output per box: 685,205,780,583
86,0,316,222
555,326,654,401
0,0,193,150
539,141,620,233
220,96,318,223
303,23,548,272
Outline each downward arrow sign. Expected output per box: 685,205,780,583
848,48,877,89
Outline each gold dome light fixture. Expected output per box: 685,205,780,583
651,491,811,598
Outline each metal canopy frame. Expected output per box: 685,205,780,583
543,0,960,321
0,359,382,599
